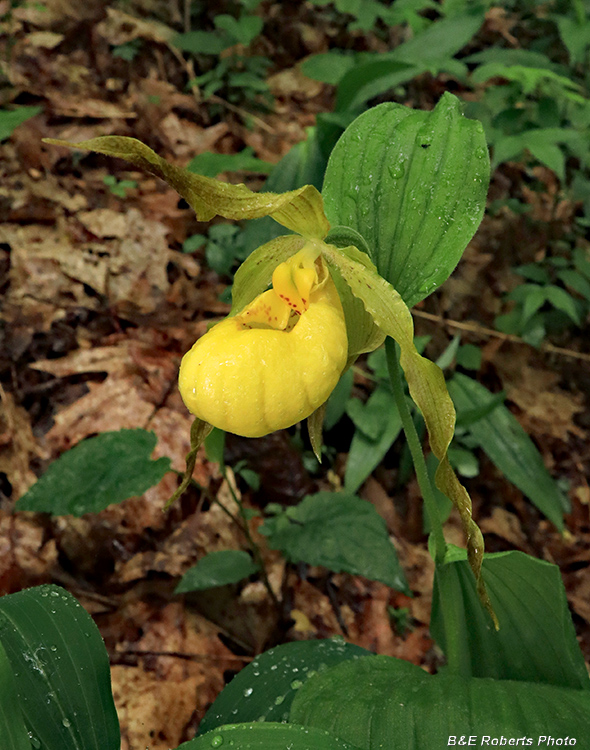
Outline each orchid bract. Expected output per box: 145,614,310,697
44,92,493,618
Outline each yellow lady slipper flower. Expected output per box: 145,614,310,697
178,243,348,437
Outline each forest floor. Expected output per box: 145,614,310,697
1,2,589,749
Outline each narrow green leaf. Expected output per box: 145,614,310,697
334,10,485,111
544,285,581,324
0,585,120,750
175,551,259,593
44,136,330,239
259,492,409,592
323,93,490,307
344,386,402,493
324,368,354,431
199,638,372,734
0,640,30,750
431,551,589,689
16,429,171,516
448,373,568,529
290,655,590,747
183,722,361,750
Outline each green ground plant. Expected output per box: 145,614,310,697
4,92,589,749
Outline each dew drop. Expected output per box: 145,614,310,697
28,733,41,749
290,679,303,690
274,695,285,706
62,718,71,728
210,734,224,747
243,687,253,697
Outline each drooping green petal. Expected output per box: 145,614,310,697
165,417,213,509
325,228,385,362
44,136,330,239
321,242,492,619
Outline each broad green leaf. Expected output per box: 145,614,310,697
301,51,357,85
323,93,490,307
172,30,229,55
526,141,565,181
290,655,590,748
0,106,42,142
43,136,330,239
0,641,30,750
16,429,171,516
431,550,590,689
186,148,274,178
448,373,568,529
344,386,402,494
199,638,372,734
320,243,489,612
335,60,417,113
214,14,263,45
175,550,259,593
0,585,120,750
259,492,409,592
183,722,361,750
558,268,590,301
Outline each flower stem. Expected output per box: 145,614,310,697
385,338,447,563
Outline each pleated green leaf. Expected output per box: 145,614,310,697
0,641,30,750
322,93,489,307
431,550,589,688
290,655,590,749
44,136,330,239
448,373,568,530
199,638,372,735
181,722,361,750
0,585,120,750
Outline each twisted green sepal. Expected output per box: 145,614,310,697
307,402,327,462
321,242,496,625
43,136,330,239
165,417,213,510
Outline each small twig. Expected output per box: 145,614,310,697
412,309,590,363
209,94,276,134
112,649,253,663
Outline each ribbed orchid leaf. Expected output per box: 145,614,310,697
44,136,330,239
290,655,590,748
321,242,493,619
322,93,489,307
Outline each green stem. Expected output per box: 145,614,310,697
385,337,447,563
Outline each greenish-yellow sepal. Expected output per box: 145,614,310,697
43,136,330,239
165,417,213,509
